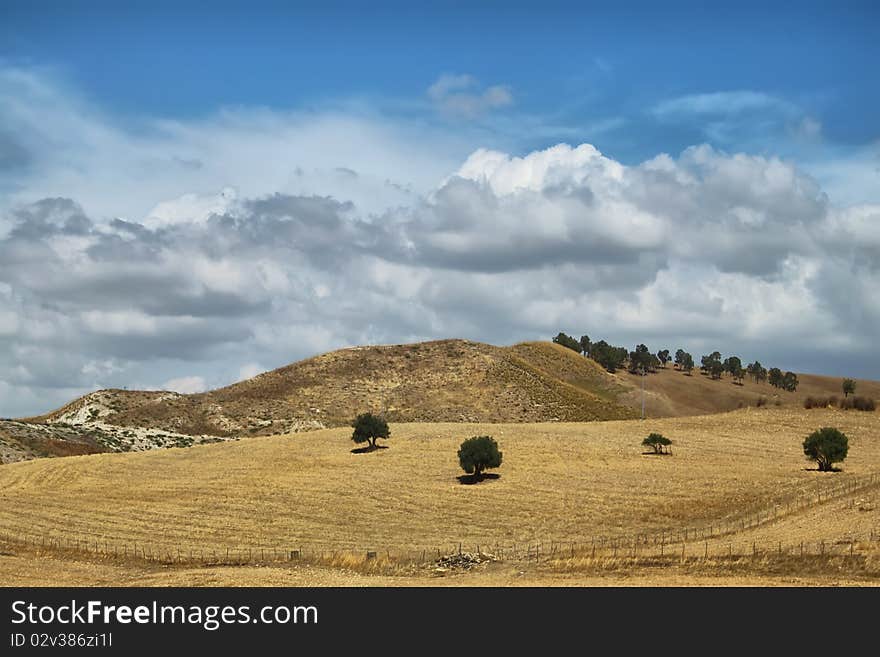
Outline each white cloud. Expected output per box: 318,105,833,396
145,187,238,228
0,66,469,223
427,73,513,119
237,363,264,381
161,376,207,394
652,91,795,118
1,67,880,417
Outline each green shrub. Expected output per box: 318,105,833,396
642,432,672,454
351,413,390,449
457,435,502,480
803,427,848,472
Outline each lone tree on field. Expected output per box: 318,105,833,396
458,435,502,481
803,427,848,472
842,378,856,398
351,412,390,450
642,432,672,455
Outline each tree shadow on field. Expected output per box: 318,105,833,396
350,444,389,454
641,451,673,456
456,473,501,485
802,466,842,472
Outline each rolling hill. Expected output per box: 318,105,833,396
26,340,637,437
5,338,878,464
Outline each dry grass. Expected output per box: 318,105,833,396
28,340,636,438
1,408,878,558
618,366,880,418
28,340,878,444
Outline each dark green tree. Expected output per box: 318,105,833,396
642,432,672,455
701,352,722,376
768,368,783,388
842,378,856,398
591,340,628,373
782,371,799,392
747,361,767,384
458,435,503,480
657,349,670,368
579,335,591,357
723,356,744,384
351,413,390,449
552,332,582,354
723,356,742,376
680,352,694,374
629,344,653,374
674,348,686,369
803,427,848,472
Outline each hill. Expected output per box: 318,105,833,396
618,365,880,417
27,340,637,441
9,339,879,464
1,407,879,586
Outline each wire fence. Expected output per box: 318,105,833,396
1,472,878,569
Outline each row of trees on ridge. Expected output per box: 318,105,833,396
553,332,799,391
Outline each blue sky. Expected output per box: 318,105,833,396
3,1,879,162
1,2,879,415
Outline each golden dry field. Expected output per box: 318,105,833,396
1,406,879,586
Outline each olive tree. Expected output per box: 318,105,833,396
458,435,502,480
803,427,848,472
351,413,390,449
642,432,672,455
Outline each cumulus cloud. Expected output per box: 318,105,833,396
427,74,513,119
1,68,879,417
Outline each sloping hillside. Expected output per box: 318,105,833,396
0,420,110,463
0,416,231,464
28,340,638,439
616,366,880,417
19,339,879,461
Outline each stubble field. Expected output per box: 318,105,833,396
1,407,878,586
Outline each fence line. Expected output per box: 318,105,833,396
2,529,879,568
